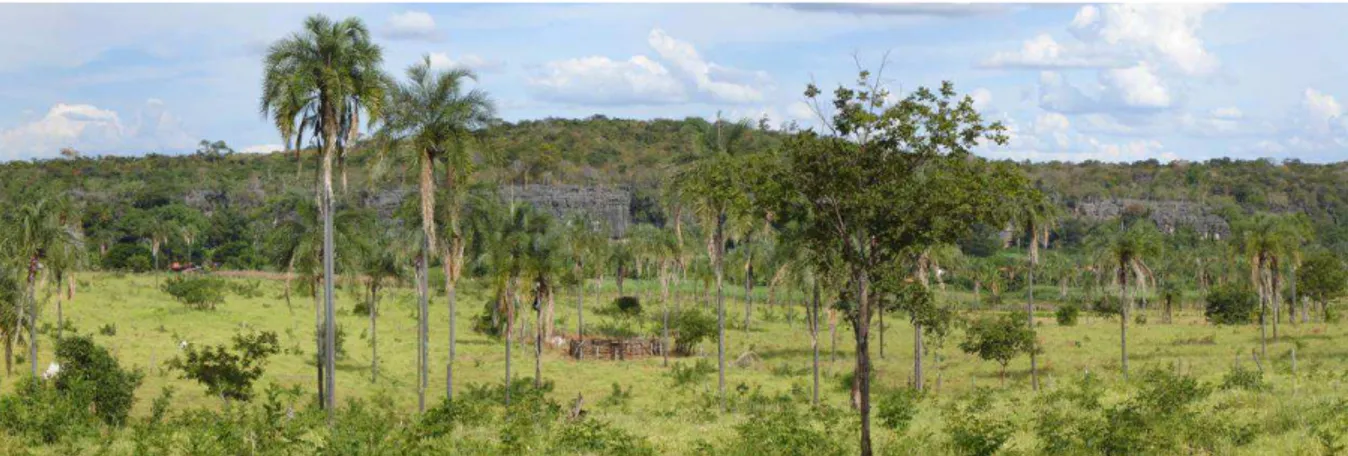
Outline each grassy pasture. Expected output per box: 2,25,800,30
4,271,1347,454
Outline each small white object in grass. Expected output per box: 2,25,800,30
42,362,61,380
179,340,189,350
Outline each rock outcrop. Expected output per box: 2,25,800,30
1072,198,1229,238
507,185,631,237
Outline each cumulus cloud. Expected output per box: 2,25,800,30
0,99,195,160
527,56,686,105
529,28,770,106
969,88,993,110
647,29,766,103
384,11,439,41
983,34,1125,69
427,52,506,73
1100,63,1171,108
1069,4,1221,77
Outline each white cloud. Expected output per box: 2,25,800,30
1303,88,1342,125
527,56,686,105
1033,112,1070,134
787,101,816,121
969,88,993,110
1100,63,1171,108
983,34,1124,69
1070,4,1221,76
647,29,766,103
240,144,282,154
0,99,194,160
529,28,769,106
384,11,438,41
780,3,1011,17
427,52,505,73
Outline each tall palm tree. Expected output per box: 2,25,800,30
670,115,754,409
519,209,562,389
1091,221,1160,380
1013,188,1056,391
378,55,495,398
261,14,386,416
1238,213,1309,358
7,196,83,376
561,215,604,357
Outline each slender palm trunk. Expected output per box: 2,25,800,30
1120,276,1130,381
744,252,753,332
534,290,543,389
811,281,821,406
1028,266,1038,391
505,288,516,406
369,283,378,383
320,124,338,420
313,280,324,408
1259,267,1270,360
416,251,429,412
446,261,458,397
27,257,39,377
661,266,671,367
714,214,727,410
575,270,585,360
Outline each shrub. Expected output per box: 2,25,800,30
598,382,634,411
167,329,280,401
670,309,716,355
726,402,844,456
946,389,1015,456
102,243,153,272
959,312,1038,382
52,335,144,426
551,418,657,456
1205,285,1258,325
1055,304,1080,326
1092,295,1123,318
98,323,117,336
612,296,642,317
667,359,716,387
0,376,101,444
877,387,922,433
1220,364,1268,392
161,275,227,310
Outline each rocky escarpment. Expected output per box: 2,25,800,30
506,184,631,237
349,184,631,237
1071,198,1230,238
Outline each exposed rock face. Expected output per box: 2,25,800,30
507,185,631,237
1072,198,1229,238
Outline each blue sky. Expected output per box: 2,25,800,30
1,3,1346,163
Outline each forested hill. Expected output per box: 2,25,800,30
4,115,1348,268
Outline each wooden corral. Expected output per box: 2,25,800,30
567,336,667,360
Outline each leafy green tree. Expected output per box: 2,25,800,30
261,14,386,415
355,227,406,383
1237,212,1310,358
52,335,144,426
168,330,281,402
1204,284,1258,325
1297,250,1347,322
560,214,605,356
761,68,1026,454
960,312,1038,384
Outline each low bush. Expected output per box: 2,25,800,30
1055,304,1080,326
167,329,280,402
670,309,716,355
1205,285,1258,325
161,275,227,310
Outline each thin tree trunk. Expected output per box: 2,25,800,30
28,258,39,377
661,265,670,367
744,255,753,332
1272,263,1281,341
1121,277,1130,381
417,252,429,413
369,283,378,383
878,306,885,359
320,125,338,421
1028,266,1038,391
534,290,542,389
811,281,821,406
854,270,874,456
1259,268,1269,360
714,213,727,410
505,287,516,406
446,257,458,397
314,281,324,409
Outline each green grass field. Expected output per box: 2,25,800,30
4,272,1347,454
